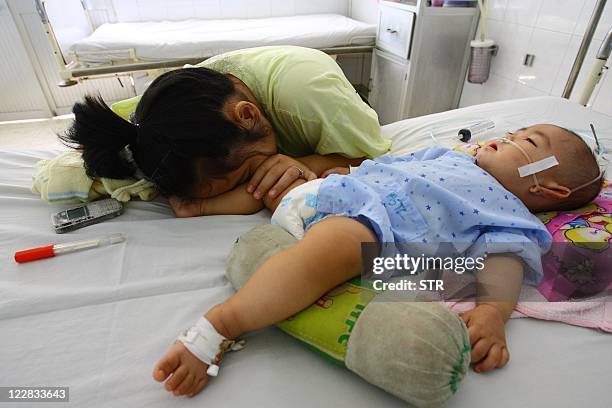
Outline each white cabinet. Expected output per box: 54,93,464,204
370,1,479,124
369,49,409,126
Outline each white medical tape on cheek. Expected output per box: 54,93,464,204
518,156,559,177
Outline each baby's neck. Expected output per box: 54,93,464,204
475,160,541,214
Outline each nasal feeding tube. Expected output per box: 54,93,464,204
497,136,603,193
497,137,555,191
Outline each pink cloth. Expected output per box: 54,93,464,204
537,182,612,301
443,284,612,333
418,268,612,333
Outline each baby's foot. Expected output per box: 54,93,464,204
153,342,213,398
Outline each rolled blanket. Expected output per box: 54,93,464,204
32,151,158,204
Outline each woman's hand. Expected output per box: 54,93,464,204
247,154,317,199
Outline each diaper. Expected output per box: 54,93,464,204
271,178,325,240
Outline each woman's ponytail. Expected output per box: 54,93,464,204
61,94,139,179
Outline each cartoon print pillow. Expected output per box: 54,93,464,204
454,143,612,301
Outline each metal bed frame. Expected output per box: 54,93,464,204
35,0,375,87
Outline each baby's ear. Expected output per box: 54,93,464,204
529,182,571,199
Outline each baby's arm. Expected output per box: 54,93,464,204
169,183,265,217
460,254,523,373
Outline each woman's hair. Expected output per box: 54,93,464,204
60,67,269,196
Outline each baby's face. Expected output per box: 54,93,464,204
476,124,568,208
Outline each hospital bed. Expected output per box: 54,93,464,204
35,0,376,86
1,97,611,407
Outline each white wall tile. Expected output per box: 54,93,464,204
481,73,516,103
591,70,612,116
488,0,508,22
219,0,248,19
518,28,571,92
511,82,547,99
505,0,543,27
351,0,379,24
295,0,346,16
137,0,165,22
460,1,610,117
459,80,486,107
86,0,107,9
269,0,296,17
536,0,583,34
112,0,141,22
193,0,221,19
246,0,273,19
487,21,532,81
166,0,196,21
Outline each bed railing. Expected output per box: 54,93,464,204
562,0,608,104
34,0,374,88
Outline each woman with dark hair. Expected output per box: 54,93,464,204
62,46,391,216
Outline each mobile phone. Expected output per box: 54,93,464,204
51,198,123,233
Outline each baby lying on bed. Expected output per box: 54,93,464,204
155,124,603,397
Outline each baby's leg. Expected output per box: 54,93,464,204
154,216,377,396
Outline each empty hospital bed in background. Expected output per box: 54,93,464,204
1,96,611,408
35,0,376,87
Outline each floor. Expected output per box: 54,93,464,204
0,115,73,150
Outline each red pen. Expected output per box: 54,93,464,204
14,233,125,263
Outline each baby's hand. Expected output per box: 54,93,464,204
460,304,510,373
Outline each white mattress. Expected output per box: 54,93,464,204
1,97,611,408
69,14,376,64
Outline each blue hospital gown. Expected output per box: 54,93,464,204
311,145,553,285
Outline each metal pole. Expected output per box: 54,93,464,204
562,0,607,99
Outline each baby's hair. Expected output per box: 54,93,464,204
551,127,604,211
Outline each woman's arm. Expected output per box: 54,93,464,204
247,153,364,201
169,183,265,217
170,153,364,216
297,154,364,176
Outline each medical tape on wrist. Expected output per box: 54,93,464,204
176,316,245,377
517,156,559,177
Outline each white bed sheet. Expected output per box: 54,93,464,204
69,14,376,64
1,97,611,408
